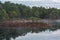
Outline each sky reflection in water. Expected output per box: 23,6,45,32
11,29,60,40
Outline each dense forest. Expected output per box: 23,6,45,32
0,1,60,20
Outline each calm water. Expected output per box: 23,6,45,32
12,29,60,40
1,21,60,40
0,27,60,40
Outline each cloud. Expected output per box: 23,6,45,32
0,0,60,8
1,0,42,1
1,0,60,2
53,0,60,3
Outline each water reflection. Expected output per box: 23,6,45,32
0,26,60,40
0,21,60,40
0,27,47,40
15,29,60,40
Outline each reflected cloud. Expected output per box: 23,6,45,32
15,29,60,40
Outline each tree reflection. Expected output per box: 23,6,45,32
0,25,60,40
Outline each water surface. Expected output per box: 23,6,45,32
11,29,60,40
0,27,60,40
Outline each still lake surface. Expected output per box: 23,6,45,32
1,20,60,40
10,29,60,40
11,29,60,40
0,27,60,40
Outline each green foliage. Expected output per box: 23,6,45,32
0,5,9,20
29,17,40,20
0,1,60,20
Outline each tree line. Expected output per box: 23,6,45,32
0,1,60,20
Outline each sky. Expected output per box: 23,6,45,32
0,0,60,8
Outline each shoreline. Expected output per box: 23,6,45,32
0,20,49,28
0,19,59,28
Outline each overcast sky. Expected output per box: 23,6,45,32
0,0,60,8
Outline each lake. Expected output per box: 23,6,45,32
12,29,60,40
0,20,60,40
0,27,60,40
